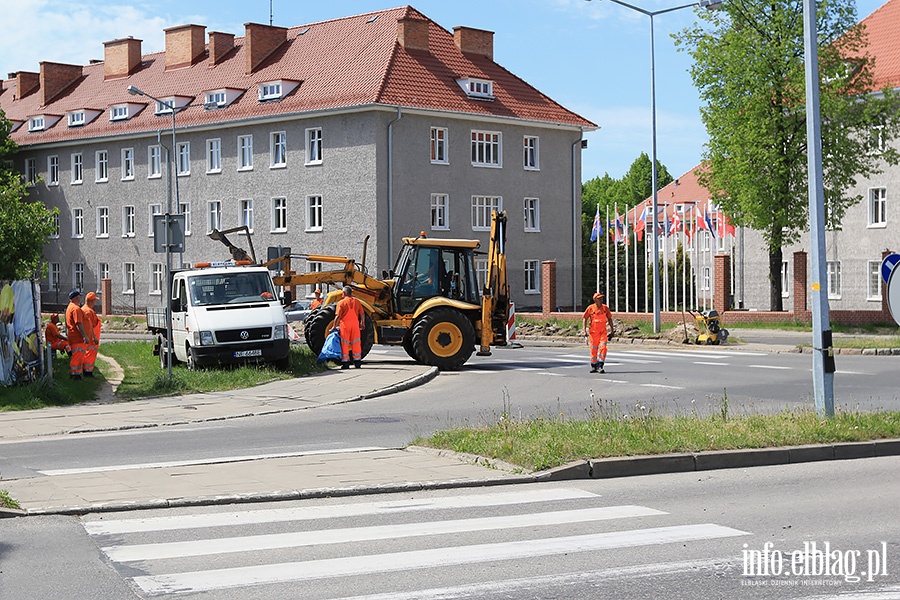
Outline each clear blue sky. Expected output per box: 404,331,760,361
2,0,887,181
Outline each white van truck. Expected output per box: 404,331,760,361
147,262,290,370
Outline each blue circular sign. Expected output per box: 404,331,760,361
881,254,900,285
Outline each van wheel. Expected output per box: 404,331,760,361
186,346,198,371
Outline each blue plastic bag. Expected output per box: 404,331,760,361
317,329,342,364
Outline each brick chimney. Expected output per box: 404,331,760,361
209,31,235,66
453,26,494,60
397,17,430,52
103,37,142,80
40,62,82,105
244,23,288,74
165,24,206,70
14,71,40,99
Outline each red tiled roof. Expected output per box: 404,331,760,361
624,166,714,223
858,0,900,90
0,6,594,148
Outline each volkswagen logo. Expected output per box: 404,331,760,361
240,330,249,340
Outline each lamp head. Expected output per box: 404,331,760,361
126,85,143,97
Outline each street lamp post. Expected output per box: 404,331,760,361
126,85,179,378
590,0,716,332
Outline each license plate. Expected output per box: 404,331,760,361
234,349,263,358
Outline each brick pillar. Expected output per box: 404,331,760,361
793,251,807,314
541,260,557,317
713,254,731,313
100,278,112,316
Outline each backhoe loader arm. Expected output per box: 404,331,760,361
479,210,509,354
208,226,256,264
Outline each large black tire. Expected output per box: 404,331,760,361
304,306,374,359
410,307,475,371
402,332,419,361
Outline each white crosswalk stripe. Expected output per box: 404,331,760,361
83,487,750,598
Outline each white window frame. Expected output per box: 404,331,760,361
458,78,494,99
306,261,323,296
71,208,84,239
96,206,109,238
524,197,540,232
868,187,886,228
121,147,135,181
867,260,882,301
50,213,60,239
98,262,109,284
178,201,192,236
207,201,222,234
471,130,501,167
239,199,254,233
206,138,222,173
306,195,323,231
270,131,286,168
48,155,59,186
24,158,37,185
523,136,539,171
49,263,61,291
123,263,136,295
95,150,108,182
71,152,83,184
110,105,129,121
826,260,842,300
431,193,449,230
430,127,448,164
176,142,190,176
122,205,135,238
475,258,488,291
150,263,164,296
205,90,226,107
238,135,253,171
72,263,84,291
471,195,502,231
306,128,323,165
29,116,45,132
68,110,85,127
148,203,162,236
148,145,162,179
154,99,175,115
271,197,287,233
524,260,540,295
258,81,282,101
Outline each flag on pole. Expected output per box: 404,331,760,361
590,204,601,242
615,209,625,244
705,210,717,238
634,206,647,242
669,210,681,237
724,214,736,236
695,205,709,231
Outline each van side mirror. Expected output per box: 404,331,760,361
282,290,293,306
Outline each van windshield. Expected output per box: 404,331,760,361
188,272,277,306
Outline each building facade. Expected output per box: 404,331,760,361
1,7,595,313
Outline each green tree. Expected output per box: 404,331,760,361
676,0,900,310
621,152,674,207
0,111,58,280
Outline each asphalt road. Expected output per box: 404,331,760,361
5,456,898,599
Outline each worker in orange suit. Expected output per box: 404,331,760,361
582,292,614,373
81,291,101,377
65,290,89,380
45,313,70,354
310,288,323,310
330,286,365,369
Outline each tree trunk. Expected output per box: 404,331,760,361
768,247,784,311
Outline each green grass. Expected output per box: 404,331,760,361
0,489,20,510
413,397,900,471
101,341,323,399
0,354,107,411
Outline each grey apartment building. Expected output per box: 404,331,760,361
1,6,595,312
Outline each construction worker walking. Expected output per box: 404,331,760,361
45,314,70,354
65,290,89,379
582,292,614,373
330,286,365,369
81,291,101,377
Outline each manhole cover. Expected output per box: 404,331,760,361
355,416,402,423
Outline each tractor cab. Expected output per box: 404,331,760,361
392,238,481,314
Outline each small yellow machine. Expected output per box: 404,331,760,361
690,309,729,345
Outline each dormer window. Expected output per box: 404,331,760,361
155,98,175,114
206,91,226,106
457,78,495,100
68,111,85,127
259,82,282,101
29,116,45,131
111,105,129,121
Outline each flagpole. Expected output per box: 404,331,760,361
634,209,639,314
595,203,600,293
644,210,649,314
614,203,619,312
663,205,669,312
625,206,630,312
605,204,610,299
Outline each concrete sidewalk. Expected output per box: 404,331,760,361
0,356,531,516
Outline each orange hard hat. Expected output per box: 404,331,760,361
592,292,604,301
